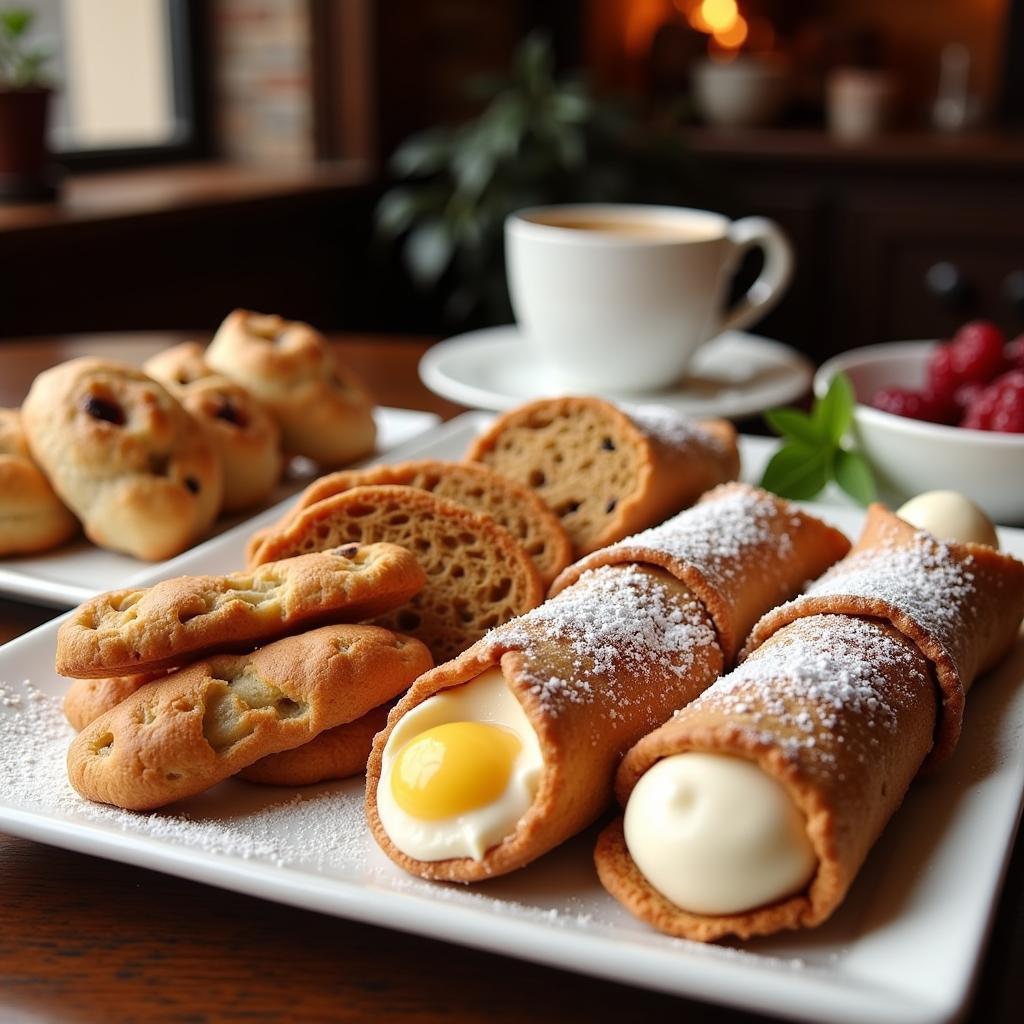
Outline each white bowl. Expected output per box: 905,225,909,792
815,341,1024,526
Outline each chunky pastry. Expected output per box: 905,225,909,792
365,484,850,882
67,624,433,811
63,671,166,732
143,342,214,389
596,502,1024,942
246,459,573,586
238,701,393,786
250,485,545,662
175,376,283,513
0,408,78,556
465,396,739,557
21,358,223,561
206,309,376,467
57,543,426,679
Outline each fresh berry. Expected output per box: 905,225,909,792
953,381,985,414
951,320,1007,384
1006,336,1024,371
872,387,946,423
926,342,960,404
962,370,1024,432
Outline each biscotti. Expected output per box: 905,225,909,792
0,408,78,556
465,396,740,556
250,484,545,662
206,309,376,467
67,624,433,810
21,358,223,561
246,459,573,586
57,543,426,678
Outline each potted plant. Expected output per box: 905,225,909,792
0,7,56,201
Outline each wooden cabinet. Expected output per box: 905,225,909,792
689,129,1024,361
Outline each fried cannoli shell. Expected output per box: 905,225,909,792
551,483,851,663
743,504,1024,768
239,702,392,785
366,565,724,882
597,614,938,943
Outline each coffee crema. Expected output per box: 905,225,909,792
524,215,720,242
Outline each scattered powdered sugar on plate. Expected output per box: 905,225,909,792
0,676,370,872
498,563,717,718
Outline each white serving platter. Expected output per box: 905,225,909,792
0,406,439,608
1,412,1022,1024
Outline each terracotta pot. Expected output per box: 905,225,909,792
0,86,58,201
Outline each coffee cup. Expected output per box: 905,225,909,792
505,204,794,393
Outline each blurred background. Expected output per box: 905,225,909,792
0,0,1022,364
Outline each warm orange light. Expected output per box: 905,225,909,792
713,13,748,49
700,0,738,34
625,0,671,58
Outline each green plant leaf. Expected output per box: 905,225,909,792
374,188,420,237
760,442,831,501
763,407,823,446
0,10,32,39
389,131,453,177
814,372,856,445
833,448,877,506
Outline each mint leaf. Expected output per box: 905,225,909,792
814,373,855,445
763,407,823,446
834,448,877,506
760,442,830,501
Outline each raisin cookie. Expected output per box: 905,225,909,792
206,310,376,467
0,408,78,556
21,359,223,561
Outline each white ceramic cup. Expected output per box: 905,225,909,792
505,204,794,392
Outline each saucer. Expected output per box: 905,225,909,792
419,325,813,417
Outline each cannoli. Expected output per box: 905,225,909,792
365,484,850,882
57,543,425,678
67,624,433,810
465,396,739,557
249,485,546,662
246,459,573,587
597,502,1024,942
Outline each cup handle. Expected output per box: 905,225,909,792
717,216,794,335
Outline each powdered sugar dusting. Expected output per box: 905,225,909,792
608,485,796,595
688,616,932,770
800,528,978,679
622,403,725,453
498,564,718,718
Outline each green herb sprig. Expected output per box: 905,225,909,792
759,372,877,505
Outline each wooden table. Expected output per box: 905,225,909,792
1,333,1022,1024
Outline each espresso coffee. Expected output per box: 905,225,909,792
524,214,719,242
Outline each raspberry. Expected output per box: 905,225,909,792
951,320,1007,383
872,387,946,423
1006,336,1024,371
961,370,1024,432
926,342,960,404
953,381,985,414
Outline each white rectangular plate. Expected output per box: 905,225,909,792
1,412,1022,1024
0,407,439,608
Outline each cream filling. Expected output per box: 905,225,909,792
623,752,817,915
896,490,999,549
377,668,543,862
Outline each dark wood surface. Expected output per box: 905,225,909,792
1,333,1023,1024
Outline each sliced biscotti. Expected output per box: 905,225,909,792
251,485,546,662
67,624,433,810
57,543,425,678
246,459,573,586
465,396,740,557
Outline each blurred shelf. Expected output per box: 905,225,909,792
0,159,374,235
